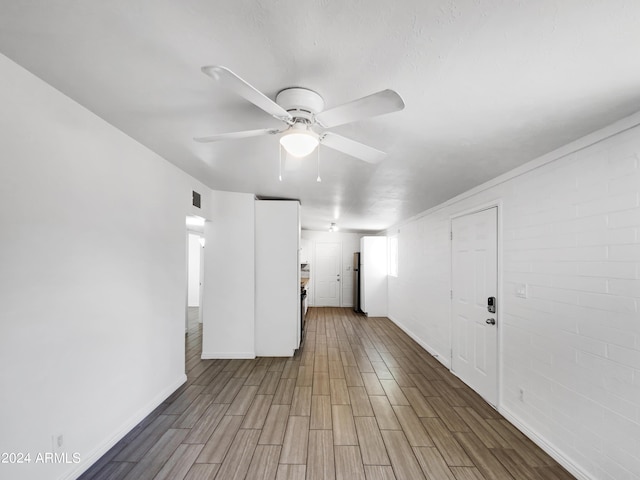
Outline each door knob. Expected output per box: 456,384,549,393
486,318,496,325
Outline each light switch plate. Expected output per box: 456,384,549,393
515,283,528,298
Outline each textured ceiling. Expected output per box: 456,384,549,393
1,0,640,232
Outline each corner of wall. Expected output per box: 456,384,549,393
387,315,451,369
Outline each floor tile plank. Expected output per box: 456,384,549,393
453,432,515,480
349,386,374,416
259,405,290,445
449,466,487,480
408,373,440,397
214,377,246,404
491,448,546,480
241,394,273,429
361,372,386,396
114,414,177,462
420,417,474,467
332,404,358,445
364,465,397,480
379,379,410,406
215,428,261,480
344,365,364,386
196,415,243,463
401,387,437,418
329,360,346,379
392,405,434,446
380,430,426,480
335,445,366,480
427,396,469,432
162,385,205,415
280,416,310,464
184,403,229,445
354,416,390,466
413,446,456,480
152,443,203,480
184,464,220,480
454,406,510,449
276,464,306,480
307,430,335,480
122,429,188,480
310,395,332,430
312,371,330,395
258,371,283,395
330,378,351,405
369,396,401,430
226,385,259,416
290,386,312,416
273,378,296,405
171,394,213,429
245,445,281,480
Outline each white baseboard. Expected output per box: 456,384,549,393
63,374,187,480
387,315,451,369
499,407,593,480
201,351,256,359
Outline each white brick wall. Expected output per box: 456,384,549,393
387,119,640,480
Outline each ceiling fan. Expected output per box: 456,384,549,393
194,66,405,163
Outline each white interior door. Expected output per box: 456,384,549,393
451,207,498,406
315,242,341,307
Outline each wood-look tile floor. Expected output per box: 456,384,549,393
80,307,576,480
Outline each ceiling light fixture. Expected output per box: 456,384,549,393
186,215,205,227
279,122,319,158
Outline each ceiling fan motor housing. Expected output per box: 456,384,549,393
276,88,325,122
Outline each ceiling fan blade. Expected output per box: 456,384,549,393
320,132,386,164
194,128,281,143
315,89,405,128
201,65,292,123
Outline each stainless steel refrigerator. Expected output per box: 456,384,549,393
353,252,361,312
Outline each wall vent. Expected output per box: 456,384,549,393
192,191,201,208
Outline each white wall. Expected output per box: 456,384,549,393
0,53,210,480
201,190,256,359
187,233,202,307
301,230,362,307
385,115,640,480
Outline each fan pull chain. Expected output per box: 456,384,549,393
316,145,322,182
278,143,283,181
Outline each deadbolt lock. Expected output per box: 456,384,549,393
487,296,496,314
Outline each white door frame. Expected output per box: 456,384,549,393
449,200,503,407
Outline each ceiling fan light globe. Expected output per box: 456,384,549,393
280,132,318,158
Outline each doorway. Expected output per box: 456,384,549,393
451,206,499,406
186,215,206,334
314,242,342,307
187,232,204,330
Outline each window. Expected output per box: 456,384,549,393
388,234,398,277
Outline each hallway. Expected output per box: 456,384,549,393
80,307,575,480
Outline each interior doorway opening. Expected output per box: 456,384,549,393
186,216,205,334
